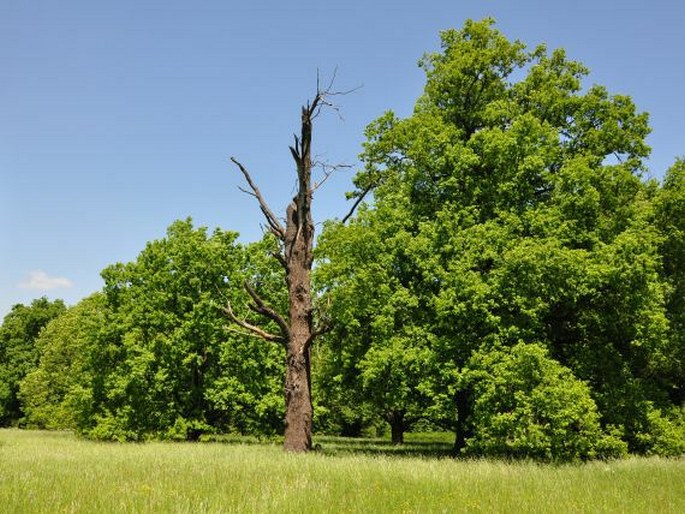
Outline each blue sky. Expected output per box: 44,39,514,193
1,0,684,318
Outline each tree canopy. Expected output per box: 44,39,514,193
0,297,66,426
316,18,684,458
17,220,286,440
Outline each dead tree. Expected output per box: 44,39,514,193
225,89,334,452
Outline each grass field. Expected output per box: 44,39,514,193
1,429,683,513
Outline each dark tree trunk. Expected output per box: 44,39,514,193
283,347,312,451
282,201,314,450
387,410,406,445
280,103,316,452
453,388,471,456
228,95,327,453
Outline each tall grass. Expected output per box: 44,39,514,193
1,429,683,513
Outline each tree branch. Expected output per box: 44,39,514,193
311,161,353,192
222,302,284,344
289,145,301,165
230,157,286,240
305,322,332,351
309,69,362,121
341,183,373,224
271,250,287,269
243,282,291,341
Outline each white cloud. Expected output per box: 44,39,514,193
18,270,73,291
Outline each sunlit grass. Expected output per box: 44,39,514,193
1,429,683,513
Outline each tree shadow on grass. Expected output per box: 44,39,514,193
312,435,454,459
200,432,455,459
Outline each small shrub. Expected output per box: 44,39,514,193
635,404,685,456
463,342,627,461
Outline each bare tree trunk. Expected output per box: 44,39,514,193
283,335,313,451
453,388,471,456
280,102,316,452
387,410,406,445
227,94,329,452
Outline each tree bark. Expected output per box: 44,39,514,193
283,343,312,451
281,200,314,451
386,410,406,445
280,103,317,452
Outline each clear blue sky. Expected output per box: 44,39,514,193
1,0,684,318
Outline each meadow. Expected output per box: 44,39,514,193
1,429,683,513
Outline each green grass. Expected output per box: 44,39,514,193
1,429,683,513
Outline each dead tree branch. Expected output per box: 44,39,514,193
271,250,287,269
306,322,332,351
243,282,291,341
309,69,362,121
222,302,284,344
230,157,286,240
311,161,353,192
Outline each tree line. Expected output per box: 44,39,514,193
1,19,683,460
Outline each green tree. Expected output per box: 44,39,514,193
0,297,66,426
656,158,685,405
205,235,288,436
463,342,627,461
85,219,285,440
331,18,677,456
19,294,109,430
316,202,446,443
